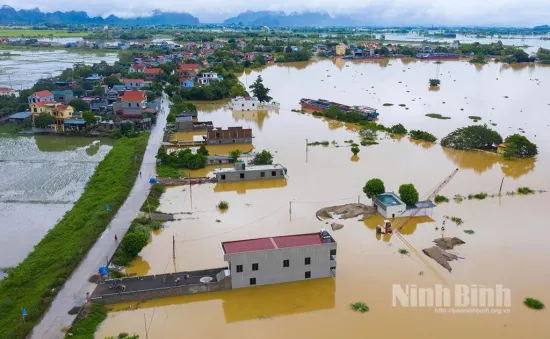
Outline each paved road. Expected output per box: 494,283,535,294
31,94,169,339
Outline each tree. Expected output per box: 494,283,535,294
103,76,121,87
429,79,441,87
399,184,419,206
230,83,249,98
256,53,267,66
121,232,149,257
441,125,503,150
363,178,385,199
229,149,240,163
351,146,360,155
197,145,209,156
69,98,90,112
249,75,272,102
91,86,105,96
503,134,538,159
35,114,54,128
251,150,273,165
82,111,97,125
389,124,407,135
470,53,486,64
119,122,139,138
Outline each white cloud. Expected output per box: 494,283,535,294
3,0,550,25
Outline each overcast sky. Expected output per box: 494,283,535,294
3,0,550,26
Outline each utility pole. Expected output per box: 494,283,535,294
358,195,360,204
499,177,505,196
172,235,175,259
143,313,149,339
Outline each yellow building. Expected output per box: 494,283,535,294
30,101,75,127
335,43,347,56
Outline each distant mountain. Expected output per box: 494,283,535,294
223,10,361,27
0,5,199,25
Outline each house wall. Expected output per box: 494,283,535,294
124,82,144,89
207,127,252,144
216,168,285,182
232,100,259,111
373,199,406,218
28,94,54,105
225,243,337,289
176,121,194,132
53,93,74,104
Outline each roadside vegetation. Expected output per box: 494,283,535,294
156,147,207,173
140,184,166,213
0,134,148,338
112,217,163,266
65,304,107,339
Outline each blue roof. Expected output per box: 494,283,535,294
64,119,86,125
9,111,32,119
52,90,73,95
112,85,125,90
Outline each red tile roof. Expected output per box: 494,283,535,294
123,79,144,83
144,68,163,74
121,91,146,101
223,233,325,254
0,87,13,91
178,63,200,70
33,90,53,98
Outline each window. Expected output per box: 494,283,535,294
252,263,258,271
242,104,244,107
240,173,245,179
283,260,289,267
216,133,220,138
305,271,311,279
232,139,236,143
221,174,226,180
330,249,337,256
236,265,243,273
250,278,256,285
260,172,265,178
305,257,311,265
128,103,131,107
271,171,276,177
252,103,255,107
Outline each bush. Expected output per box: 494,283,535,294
217,201,229,210
441,125,502,150
157,164,183,178
156,148,207,170
473,192,488,200
350,302,369,313
464,230,475,235
363,178,385,198
122,232,149,257
382,103,394,106
399,184,419,205
398,248,409,255
503,134,538,158
351,146,360,155
517,187,535,195
429,79,441,87
251,150,273,165
0,134,148,338
409,130,437,142
389,123,407,135
140,184,165,213
524,297,545,310
434,195,449,203
468,116,482,121
426,113,451,120
451,217,464,226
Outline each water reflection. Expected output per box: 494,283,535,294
192,100,229,113
410,139,436,149
214,179,287,194
108,278,335,323
443,147,535,178
350,155,360,162
232,110,270,130
364,214,435,240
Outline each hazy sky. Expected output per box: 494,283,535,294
3,0,550,25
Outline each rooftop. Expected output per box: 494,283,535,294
222,231,335,255
33,90,53,98
176,116,193,123
123,79,145,83
9,111,32,119
121,91,146,101
406,200,437,210
376,192,404,207
64,119,86,125
144,68,163,74
213,163,285,173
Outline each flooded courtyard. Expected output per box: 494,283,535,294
96,58,550,338
0,135,113,271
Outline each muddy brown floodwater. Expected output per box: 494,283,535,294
98,59,550,339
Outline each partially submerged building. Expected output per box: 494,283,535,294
221,230,337,289
175,116,213,132
213,162,286,182
373,192,435,218
207,126,252,144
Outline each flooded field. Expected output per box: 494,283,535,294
0,135,113,270
98,59,550,338
0,49,118,89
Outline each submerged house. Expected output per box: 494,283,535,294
373,192,435,218
207,126,252,144
221,229,337,289
213,162,286,182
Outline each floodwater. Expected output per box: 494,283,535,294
0,135,113,270
0,49,118,89
98,59,550,338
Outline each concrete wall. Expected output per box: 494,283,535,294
91,269,231,305
225,243,337,289
216,168,285,182
373,197,406,218
207,127,252,144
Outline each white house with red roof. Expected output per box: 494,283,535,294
114,90,153,118
0,87,17,97
27,90,54,106
176,64,201,77
123,79,145,89
144,68,164,80
129,64,147,73
221,230,337,289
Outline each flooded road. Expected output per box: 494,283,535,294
98,59,550,338
0,135,113,269
0,49,118,89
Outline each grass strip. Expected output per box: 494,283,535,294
0,134,148,338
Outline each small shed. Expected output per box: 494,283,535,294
64,119,87,131
8,111,32,123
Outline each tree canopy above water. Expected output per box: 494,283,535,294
441,125,503,150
